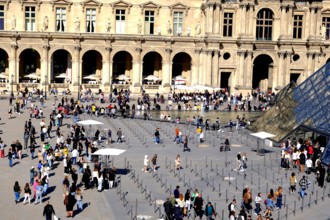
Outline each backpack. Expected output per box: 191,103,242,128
220,146,224,152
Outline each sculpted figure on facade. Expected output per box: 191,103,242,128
137,19,142,34
167,20,172,34
195,22,201,35
75,17,80,32
106,18,111,33
11,15,16,30
43,16,49,31
321,23,326,40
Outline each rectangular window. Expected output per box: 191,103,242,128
293,15,303,39
56,8,66,32
116,9,125,34
144,11,154,34
86,8,96,33
25,6,36,31
0,6,4,30
173,12,183,35
322,17,330,39
223,12,233,37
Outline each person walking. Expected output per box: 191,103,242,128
116,128,123,143
183,135,190,152
109,167,116,189
204,201,216,220
64,193,76,217
289,172,297,193
75,187,84,212
299,175,308,198
23,183,32,204
13,181,21,204
8,148,13,167
43,201,55,220
151,154,157,171
34,180,44,204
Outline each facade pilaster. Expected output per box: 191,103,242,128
276,52,285,88
41,44,50,86
207,4,214,34
192,49,201,86
284,52,292,86
237,50,245,87
280,5,287,37
9,44,18,87
309,7,316,38
213,4,220,34
198,50,204,84
211,50,219,87
133,47,142,89
247,5,254,36
72,45,81,88
240,4,246,35
287,6,293,38
315,7,322,37
162,48,172,88
245,51,253,88
206,50,212,85
103,46,112,92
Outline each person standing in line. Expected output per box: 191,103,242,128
43,201,55,220
299,175,308,198
142,155,149,172
183,135,190,152
151,154,157,171
23,182,32,204
13,181,21,204
8,148,13,167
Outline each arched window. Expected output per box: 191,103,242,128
256,9,273,41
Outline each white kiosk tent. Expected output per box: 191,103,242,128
250,131,275,155
92,148,126,169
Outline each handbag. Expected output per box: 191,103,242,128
54,215,59,220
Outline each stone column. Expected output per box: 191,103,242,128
248,5,254,36
284,52,292,86
212,50,219,87
41,45,50,87
276,52,284,88
315,7,322,37
219,9,224,36
240,4,246,35
198,50,204,84
213,4,220,34
9,44,17,93
192,49,201,86
206,50,212,85
203,50,208,85
280,6,287,37
288,6,293,38
245,51,253,89
102,47,112,92
132,47,142,90
306,52,313,79
309,7,315,38
72,46,81,92
207,4,214,34
162,48,172,89
237,50,245,87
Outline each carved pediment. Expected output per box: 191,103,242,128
0,0,11,10
81,0,103,13
139,1,161,15
51,0,72,12
110,0,132,14
169,3,190,16
19,0,41,11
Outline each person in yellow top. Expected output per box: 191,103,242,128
196,127,202,142
63,146,68,158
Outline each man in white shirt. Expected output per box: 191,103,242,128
305,158,313,174
71,148,79,165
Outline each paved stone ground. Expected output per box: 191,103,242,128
0,93,329,220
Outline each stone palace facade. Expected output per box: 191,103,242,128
0,0,330,94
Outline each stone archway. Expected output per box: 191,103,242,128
112,51,133,83
19,49,41,83
142,52,162,84
82,50,102,84
252,54,273,90
51,49,72,83
172,52,192,85
0,48,8,82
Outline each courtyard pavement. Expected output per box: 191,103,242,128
0,93,328,220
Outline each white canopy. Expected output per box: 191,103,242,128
92,148,126,156
55,73,68,79
175,75,186,81
83,74,101,80
144,75,161,81
191,85,215,91
24,73,40,79
172,85,192,90
250,132,276,139
0,73,8,79
116,74,131,80
77,120,104,126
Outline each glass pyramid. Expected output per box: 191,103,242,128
251,62,330,164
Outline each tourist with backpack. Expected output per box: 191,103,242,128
204,201,216,220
